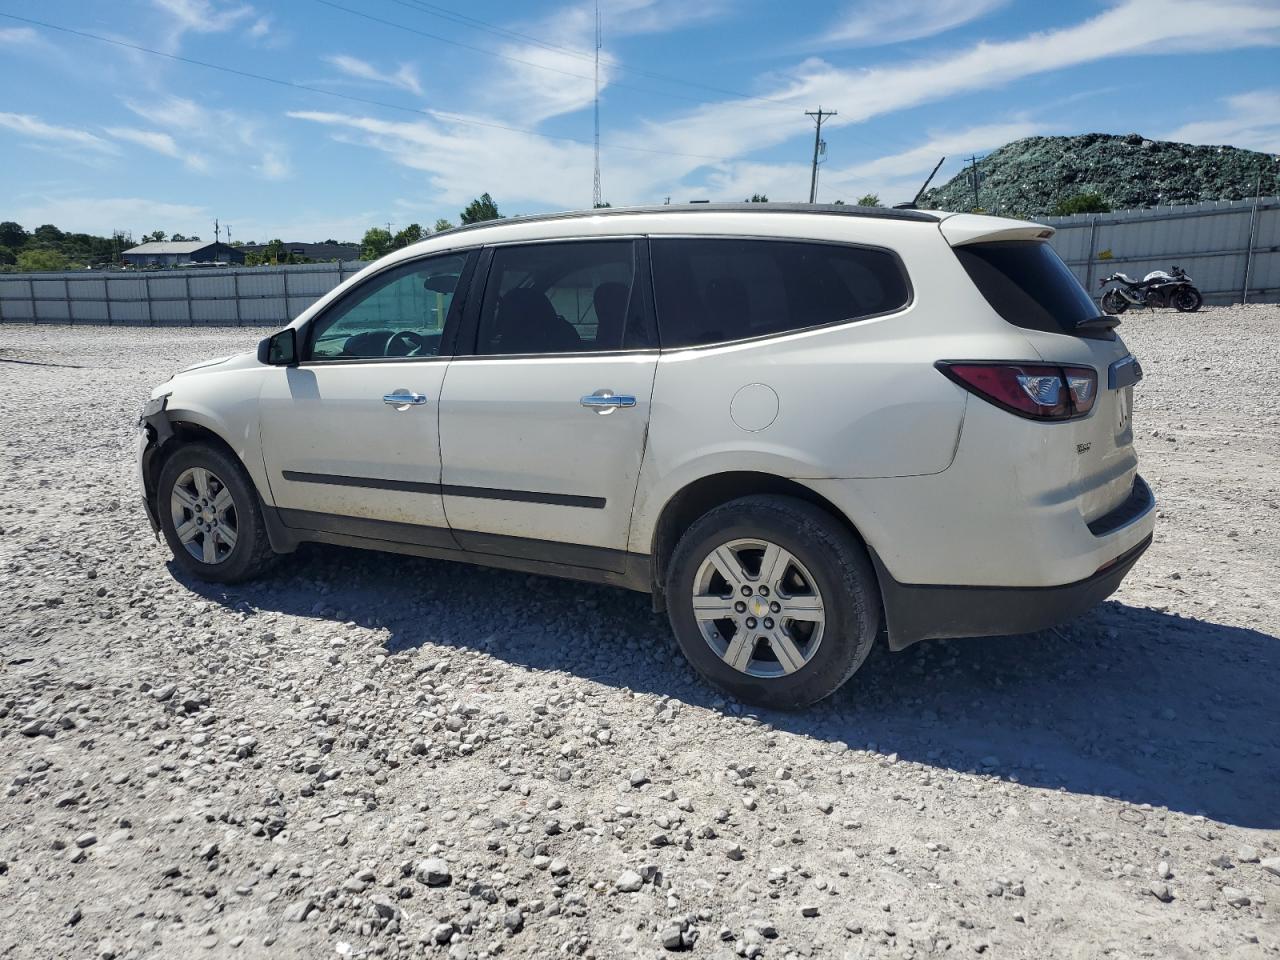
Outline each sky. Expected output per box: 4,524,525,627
1,0,1279,244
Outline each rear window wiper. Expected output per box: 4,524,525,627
1075,314,1121,333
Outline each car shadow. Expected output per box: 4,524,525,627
175,542,1280,830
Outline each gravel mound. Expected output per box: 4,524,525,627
1,308,1278,958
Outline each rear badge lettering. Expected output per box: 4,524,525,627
1076,442,1092,454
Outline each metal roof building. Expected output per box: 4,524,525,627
122,241,244,268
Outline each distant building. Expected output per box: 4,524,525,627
122,240,245,268
240,241,361,262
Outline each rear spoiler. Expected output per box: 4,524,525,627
938,213,1055,247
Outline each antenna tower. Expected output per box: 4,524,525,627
592,0,602,209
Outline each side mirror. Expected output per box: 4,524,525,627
257,328,298,366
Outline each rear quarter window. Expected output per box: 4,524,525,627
650,237,910,349
953,240,1100,336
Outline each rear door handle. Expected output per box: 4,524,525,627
383,391,428,406
580,389,636,414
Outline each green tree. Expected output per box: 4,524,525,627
17,248,69,272
1050,191,1111,216
264,239,287,263
171,232,188,242
0,221,26,249
33,224,64,244
594,201,612,208
392,223,424,249
460,193,502,225
433,218,454,233
145,230,167,243
856,193,883,207
0,245,15,266
360,227,393,261
745,193,769,202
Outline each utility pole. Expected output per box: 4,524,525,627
806,107,836,204
965,154,982,210
592,0,603,209
214,218,220,245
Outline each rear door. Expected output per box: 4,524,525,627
950,237,1137,522
436,238,658,571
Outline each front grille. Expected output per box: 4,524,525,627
1087,475,1154,536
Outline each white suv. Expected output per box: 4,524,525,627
137,204,1154,708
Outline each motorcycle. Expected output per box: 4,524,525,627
1098,265,1202,313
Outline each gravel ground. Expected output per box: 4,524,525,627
1,305,1278,960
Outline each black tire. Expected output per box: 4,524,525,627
1174,287,1202,312
1100,289,1128,315
156,443,276,584
665,495,880,710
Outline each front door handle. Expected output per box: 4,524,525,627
580,389,636,415
383,391,428,406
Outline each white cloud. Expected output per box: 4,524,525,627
120,95,288,179
248,16,271,39
9,195,209,237
325,54,424,97
825,0,1009,47
0,26,39,45
105,127,182,158
1165,88,1280,154
0,113,118,154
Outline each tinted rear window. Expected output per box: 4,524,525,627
650,238,910,348
954,240,1099,335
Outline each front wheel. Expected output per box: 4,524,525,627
157,443,277,583
1100,289,1128,315
665,495,880,710
1173,287,1202,312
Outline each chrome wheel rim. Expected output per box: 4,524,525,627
691,538,825,679
170,467,238,564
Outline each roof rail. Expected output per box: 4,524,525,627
437,202,940,236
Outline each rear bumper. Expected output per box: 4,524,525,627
871,533,1152,651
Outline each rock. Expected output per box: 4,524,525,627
431,922,454,945
617,870,644,892
630,770,650,788
1261,857,1280,878
801,904,820,917
1149,882,1173,903
415,857,452,887
1223,887,1250,908
151,684,176,702
284,899,316,922
1237,845,1259,863
75,833,98,849
503,909,524,933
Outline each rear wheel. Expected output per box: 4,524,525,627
665,495,880,709
1100,289,1128,315
157,443,276,583
1173,287,1202,312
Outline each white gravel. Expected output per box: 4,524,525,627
1,306,1278,959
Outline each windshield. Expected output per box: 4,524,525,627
954,240,1100,336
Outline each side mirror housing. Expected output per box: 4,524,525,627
257,328,298,366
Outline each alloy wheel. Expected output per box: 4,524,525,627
169,466,238,564
691,538,826,678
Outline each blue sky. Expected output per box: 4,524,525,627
2,0,1278,243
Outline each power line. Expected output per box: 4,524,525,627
381,0,799,109
317,0,793,112
805,107,836,204
592,0,602,210
0,12,733,164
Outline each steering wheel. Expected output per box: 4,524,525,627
385,330,430,357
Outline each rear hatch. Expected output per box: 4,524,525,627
943,220,1138,524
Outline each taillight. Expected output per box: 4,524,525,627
936,362,1098,421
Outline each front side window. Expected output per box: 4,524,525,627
649,238,910,349
475,240,650,355
308,253,468,360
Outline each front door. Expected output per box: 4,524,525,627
438,239,658,571
259,251,473,545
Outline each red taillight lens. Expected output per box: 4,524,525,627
936,362,1098,421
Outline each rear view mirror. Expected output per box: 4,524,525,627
258,328,298,366
424,275,458,294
